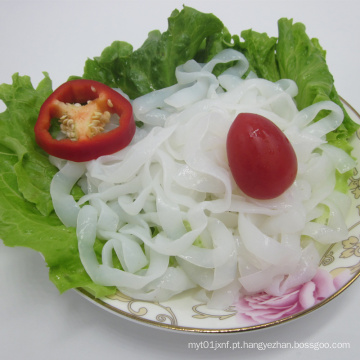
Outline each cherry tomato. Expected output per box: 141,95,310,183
226,113,297,199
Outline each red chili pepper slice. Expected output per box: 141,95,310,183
34,79,135,162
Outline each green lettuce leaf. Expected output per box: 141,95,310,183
0,73,115,297
238,18,358,140
76,6,224,99
276,18,357,137
0,73,55,215
238,29,280,82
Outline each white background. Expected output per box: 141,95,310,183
0,1,359,359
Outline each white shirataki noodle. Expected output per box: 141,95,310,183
49,49,356,308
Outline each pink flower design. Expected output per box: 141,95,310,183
235,268,351,326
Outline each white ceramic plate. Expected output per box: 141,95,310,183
75,100,360,333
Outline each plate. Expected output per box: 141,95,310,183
75,100,360,333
